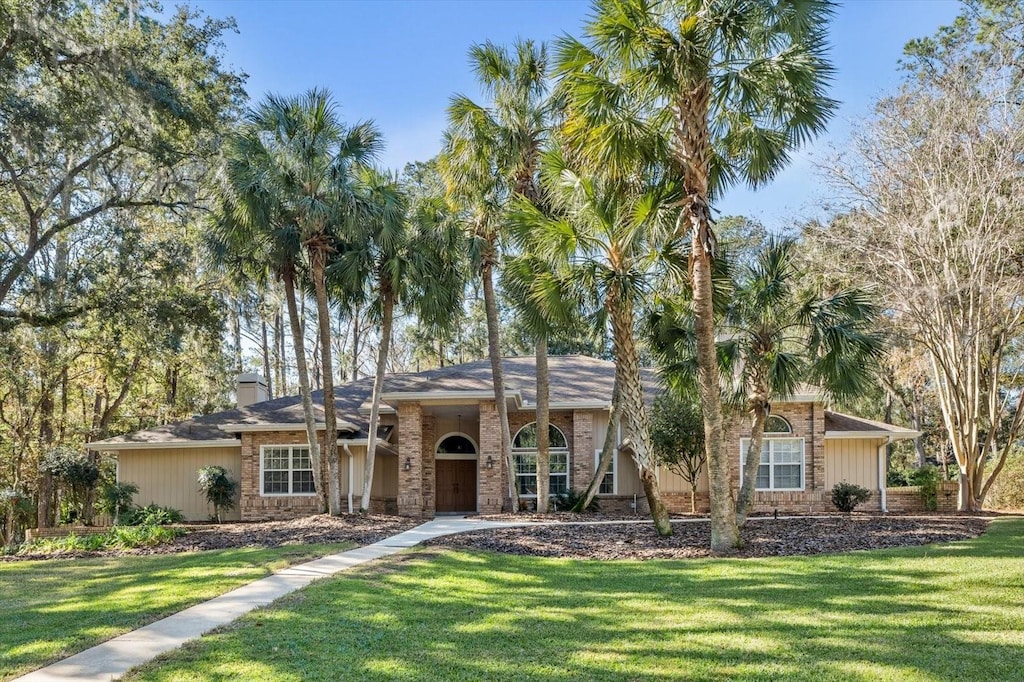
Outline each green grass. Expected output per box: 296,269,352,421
0,543,353,680
125,519,1024,681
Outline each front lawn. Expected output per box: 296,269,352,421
0,543,352,680
126,518,1024,681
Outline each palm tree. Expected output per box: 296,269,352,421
510,147,678,536
557,0,837,551
225,89,381,515
329,167,465,512
652,238,882,524
205,193,327,511
501,251,582,512
440,39,556,511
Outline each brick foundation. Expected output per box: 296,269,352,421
25,525,111,541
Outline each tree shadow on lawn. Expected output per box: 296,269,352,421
0,545,348,680
128,520,1024,681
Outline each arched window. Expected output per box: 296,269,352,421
513,423,568,449
740,414,804,492
436,434,477,455
512,422,569,496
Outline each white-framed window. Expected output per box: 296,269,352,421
261,445,315,496
740,438,805,491
595,448,616,494
513,422,569,496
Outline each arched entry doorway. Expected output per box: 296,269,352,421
435,433,477,513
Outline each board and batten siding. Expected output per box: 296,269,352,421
117,446,242,521
340,445,399,498
824,439,882,490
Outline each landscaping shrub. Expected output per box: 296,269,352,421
197,466,238,523
831,482,872,513
887,467,912,487
552,489,600,512
126,504,185,526
910,465,941,511
96,481,139,525
18,525,186,555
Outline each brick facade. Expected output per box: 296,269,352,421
397,402,424,517
572,410,595,490
714,401,832,514
240,431,322,521
420,415,436,518
477,401,505,513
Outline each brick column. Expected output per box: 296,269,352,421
421,415,436,518
240,433,257,521
397,402,423,517
477,400,504,513
572,410,595,490
810,402,826,491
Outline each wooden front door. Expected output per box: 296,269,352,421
436,460,476,512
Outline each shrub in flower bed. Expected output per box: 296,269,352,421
125,504,186,526
19,525,186,555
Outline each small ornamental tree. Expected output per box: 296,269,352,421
651,393,706,514
197,466,238,523
97,482,140,525
39,447,102,525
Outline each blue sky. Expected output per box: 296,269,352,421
193,0,961,232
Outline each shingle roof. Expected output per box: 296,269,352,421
90,356,652,449
90,356,919,449
824,410,920,436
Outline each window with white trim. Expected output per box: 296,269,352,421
513,422,569,496
261,446,315,495
741,438,805,491
595,449,616,494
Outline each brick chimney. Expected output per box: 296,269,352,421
236,373,269,408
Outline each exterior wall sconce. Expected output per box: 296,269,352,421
485,456,494,469
403,457,412,471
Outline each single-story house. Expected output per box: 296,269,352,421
87,355,919,521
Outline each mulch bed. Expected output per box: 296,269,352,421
426,516,992,560
6,514,419,561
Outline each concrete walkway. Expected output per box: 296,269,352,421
15,517,521,682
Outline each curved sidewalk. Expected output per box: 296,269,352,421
14,517,521,682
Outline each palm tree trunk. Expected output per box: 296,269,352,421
608,292,672,536
736,401,767,526
275,306,286,394
535,335,550,513
690,210,740,551
261,316,272,399
232,299,243,374
282,271,326,513
311,252,342,515
350,307,360,382
481,260,518,510
362,285,394,511
576,376,620,512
